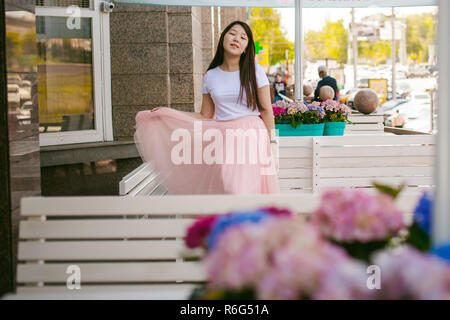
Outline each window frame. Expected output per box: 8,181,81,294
36,0,113,146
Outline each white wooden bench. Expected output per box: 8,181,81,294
6,193,421,299
119,162,168,196
346,113,386,135
278,134,435,194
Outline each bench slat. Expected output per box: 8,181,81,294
316,135,433,146
9,285,196,300
279,146,434,160
345,123,384,131
128,172,161,197
279,157,434,169
281,177,433,189
119,162,154,195
279,166,433,179
320,156,434,168
17,262,206,283
347,115,384,123
18,240,203,261
278,179,312,189
20,195,322,216
320,166,434,178
320,146,435,158
19,219,195,239
274,136,433,148
320,176,434,188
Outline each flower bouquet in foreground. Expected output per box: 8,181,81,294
184,186,450,300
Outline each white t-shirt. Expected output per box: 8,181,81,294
202,63,270,120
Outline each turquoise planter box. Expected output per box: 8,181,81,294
324,122,346,136
276,123,325,136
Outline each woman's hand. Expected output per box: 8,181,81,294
271,143,279,173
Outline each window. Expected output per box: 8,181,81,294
36,0,112,146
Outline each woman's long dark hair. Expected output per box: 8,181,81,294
207,21,261,112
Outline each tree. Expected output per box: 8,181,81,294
249,8,294,66
404,13,437,63
358,40,393,65
305,19,348,64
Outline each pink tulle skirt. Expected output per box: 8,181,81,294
134,107,280,195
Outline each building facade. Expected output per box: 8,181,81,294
0,0,247,293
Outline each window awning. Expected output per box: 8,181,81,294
115,0,437,8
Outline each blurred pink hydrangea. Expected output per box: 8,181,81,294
314,259,374,300
310,189,405,243
372,246,450,299
204,216,351,299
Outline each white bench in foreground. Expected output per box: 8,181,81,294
6,193,422,300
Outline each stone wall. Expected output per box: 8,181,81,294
110,4,171,140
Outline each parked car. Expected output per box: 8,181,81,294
406,65,430,78
339,88,358,105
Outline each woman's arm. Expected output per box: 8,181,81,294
257,84,279,172
257,85,276,140
180,94,215,119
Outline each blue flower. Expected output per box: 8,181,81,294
413,192,433,236
206,210,270,249
431,242,450,264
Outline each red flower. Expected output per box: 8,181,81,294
262,206,293,217
185,216,218,249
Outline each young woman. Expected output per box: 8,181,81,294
134,21,279,195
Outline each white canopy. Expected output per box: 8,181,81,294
115,0,437,8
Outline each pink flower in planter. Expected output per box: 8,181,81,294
272,107,286,116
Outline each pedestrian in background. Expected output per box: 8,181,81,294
392,109,406,128
273,73,287,102
314,65,339,101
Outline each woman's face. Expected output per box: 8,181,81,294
223,24,249,56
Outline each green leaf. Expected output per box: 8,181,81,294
372,183,405,199
405,222,432,251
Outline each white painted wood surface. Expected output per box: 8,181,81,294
119,161,167,197
9,191,423,299
278,135,435,194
